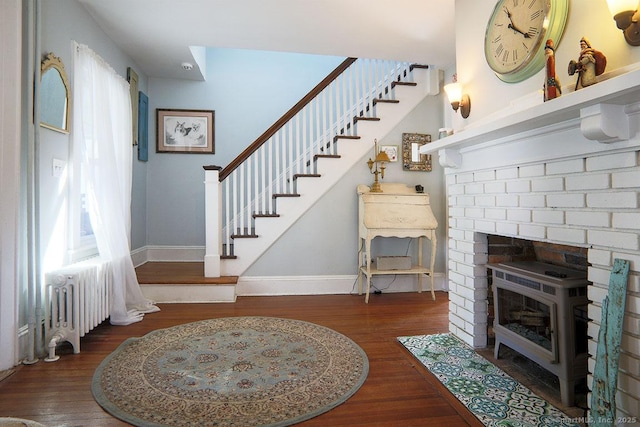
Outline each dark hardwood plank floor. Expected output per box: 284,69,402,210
0,292,484,426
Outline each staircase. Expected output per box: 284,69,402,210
205,59,439,279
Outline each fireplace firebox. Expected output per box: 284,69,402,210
489,261,588,406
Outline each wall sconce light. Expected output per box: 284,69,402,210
606,0,640,46
444,76,471,119
367,139,391,193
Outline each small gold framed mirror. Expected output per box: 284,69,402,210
402,133,432,172
40,53,71,133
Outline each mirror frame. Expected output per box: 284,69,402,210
40,52,71,133
402,133,432,172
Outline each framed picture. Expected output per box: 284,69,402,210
380,145,398,162
157,108,214,153
402,133,432,171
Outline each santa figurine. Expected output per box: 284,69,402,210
568,36,607,90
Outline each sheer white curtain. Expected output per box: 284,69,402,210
72,41,158,325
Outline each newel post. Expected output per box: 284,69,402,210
203,165,222,277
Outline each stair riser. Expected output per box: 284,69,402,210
141,284,236,303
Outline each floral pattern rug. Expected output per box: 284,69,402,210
398,333,580,427
92,316,368,427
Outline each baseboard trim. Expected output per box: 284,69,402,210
237,273,446,296
131,245,205,267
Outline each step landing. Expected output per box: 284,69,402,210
136,262,237,303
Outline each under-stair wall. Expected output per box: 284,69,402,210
205,61,439,277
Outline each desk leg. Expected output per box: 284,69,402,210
417,236,423,294
429,231,437,300
357,237,364,296
365,237,372,303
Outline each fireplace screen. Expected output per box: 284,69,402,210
496,287,555,355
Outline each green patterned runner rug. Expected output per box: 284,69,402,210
398,333,580,427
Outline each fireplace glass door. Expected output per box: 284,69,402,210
495,287,557,361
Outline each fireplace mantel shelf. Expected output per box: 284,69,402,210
422,65,640,168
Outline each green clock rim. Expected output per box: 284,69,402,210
485,0,569,83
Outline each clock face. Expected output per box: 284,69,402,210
484,0,568,83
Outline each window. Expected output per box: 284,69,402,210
68,160,98,263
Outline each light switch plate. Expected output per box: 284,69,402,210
52,158,66,178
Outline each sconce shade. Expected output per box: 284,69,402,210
606,0,638,16
444,82,463,107
444,82,470,119
606,0,640,45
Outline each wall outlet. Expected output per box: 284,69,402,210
52,158,66,178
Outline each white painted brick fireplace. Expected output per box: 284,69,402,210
423,66,640,418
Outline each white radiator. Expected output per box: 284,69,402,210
44,258,112,361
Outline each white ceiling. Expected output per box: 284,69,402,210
78,0,456,80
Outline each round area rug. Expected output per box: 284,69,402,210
92,316,369,427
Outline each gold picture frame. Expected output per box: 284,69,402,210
402,133,432,172
40,53,71,134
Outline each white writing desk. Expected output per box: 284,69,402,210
357,183,438,303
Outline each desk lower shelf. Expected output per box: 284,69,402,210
360,265,433,276
358,263,435,303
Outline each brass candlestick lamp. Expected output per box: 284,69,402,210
367,139,391,192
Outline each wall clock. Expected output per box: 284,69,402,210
484,0,568,83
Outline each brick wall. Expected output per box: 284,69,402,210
446,148,640,418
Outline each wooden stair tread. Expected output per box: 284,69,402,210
354,116,380,122
293,173,321,179
231,233,259,238
272,193,300,198
135,262,238,285
334,135,361,140
392,81,417,87
253,213,280,218
373,98,400,104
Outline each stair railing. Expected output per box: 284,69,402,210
215,58,416,259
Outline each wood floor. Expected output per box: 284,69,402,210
0,291,487,427
135,262,238,284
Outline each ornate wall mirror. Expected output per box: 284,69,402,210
40,53,71,133
402,133,432,172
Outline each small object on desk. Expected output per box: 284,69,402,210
415,184,424,193
366,138,391,193
376,256,411,270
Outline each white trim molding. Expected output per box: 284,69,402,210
237,273,447,297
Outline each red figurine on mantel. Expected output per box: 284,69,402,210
544,39,561,101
